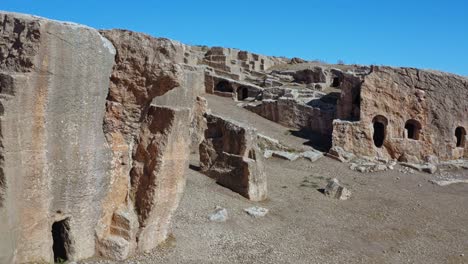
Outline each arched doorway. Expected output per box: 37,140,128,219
332,77,341,87
455,127,466,147
237,86,248,101
215,81,233,93
405,119,422,140
372,115,388,148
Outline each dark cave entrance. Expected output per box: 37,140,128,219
331,77,341,87
372,115,388,148
215,80,233,93
52,218,71,263
405,119,421,140
455,127,466,147
237,86,249,101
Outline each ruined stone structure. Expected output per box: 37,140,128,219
199,114,267,201
332,66,468,162
202,53,467,163
0,9,466,264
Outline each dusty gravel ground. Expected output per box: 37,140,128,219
81,95,468,264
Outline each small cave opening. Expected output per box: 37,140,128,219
215,80,233,93
405,119,421,140
372,115,388,148
237,86,249,101
331,77,341,87
455,126,466,147
52,218,71,263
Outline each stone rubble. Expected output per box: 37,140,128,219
324,179,352,200
244,207,269,218
208,207,229,222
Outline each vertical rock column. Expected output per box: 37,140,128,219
96,30,204,259
0,12,115,263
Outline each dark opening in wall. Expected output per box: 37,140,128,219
372,115,388,148
455,127,466,147
215,81,233,93
405,119,422,140
237,86,249,101
52,218,71,263
331,77,341,87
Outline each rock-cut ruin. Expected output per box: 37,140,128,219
0,11,466,263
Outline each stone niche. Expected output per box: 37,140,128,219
199,114,267,201
332,66,468,162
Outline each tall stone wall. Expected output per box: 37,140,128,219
0,12,115,263
0,14,205,263
96,30,204,259
332,66,468,162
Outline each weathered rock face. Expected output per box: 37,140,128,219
0,13,205,263
199,114,267,201
332,66,468,162
96,30,204,258
0,12,115,263
245,95,336,137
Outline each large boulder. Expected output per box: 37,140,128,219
199,114,267,201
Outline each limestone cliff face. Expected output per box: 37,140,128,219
0,14,205,263
333,66,468,161
0,12,115,263
95,30,204,259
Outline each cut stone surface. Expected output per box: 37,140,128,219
0,11,115,263
271,151,301,161
199,114,267,201
0,13,205,263
300,151,323,162
324,178,352,200
244,207,269,218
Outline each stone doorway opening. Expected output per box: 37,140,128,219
237,86,248,101
405,119,421,140
52,218,71,263
372,115,388,148
331,77,341,87
455,127,466,147
215,80,233,93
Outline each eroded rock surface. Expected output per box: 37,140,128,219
0,12,115,263
0,14,205,263
332,66,468,163
199,114,267,201
96,30,204,257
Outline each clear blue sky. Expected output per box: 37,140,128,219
2,0,467,76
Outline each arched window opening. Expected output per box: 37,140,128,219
372,115,388,148
405,119,422,140
215,81,233,93
455,127,466,147
237,86,249,101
